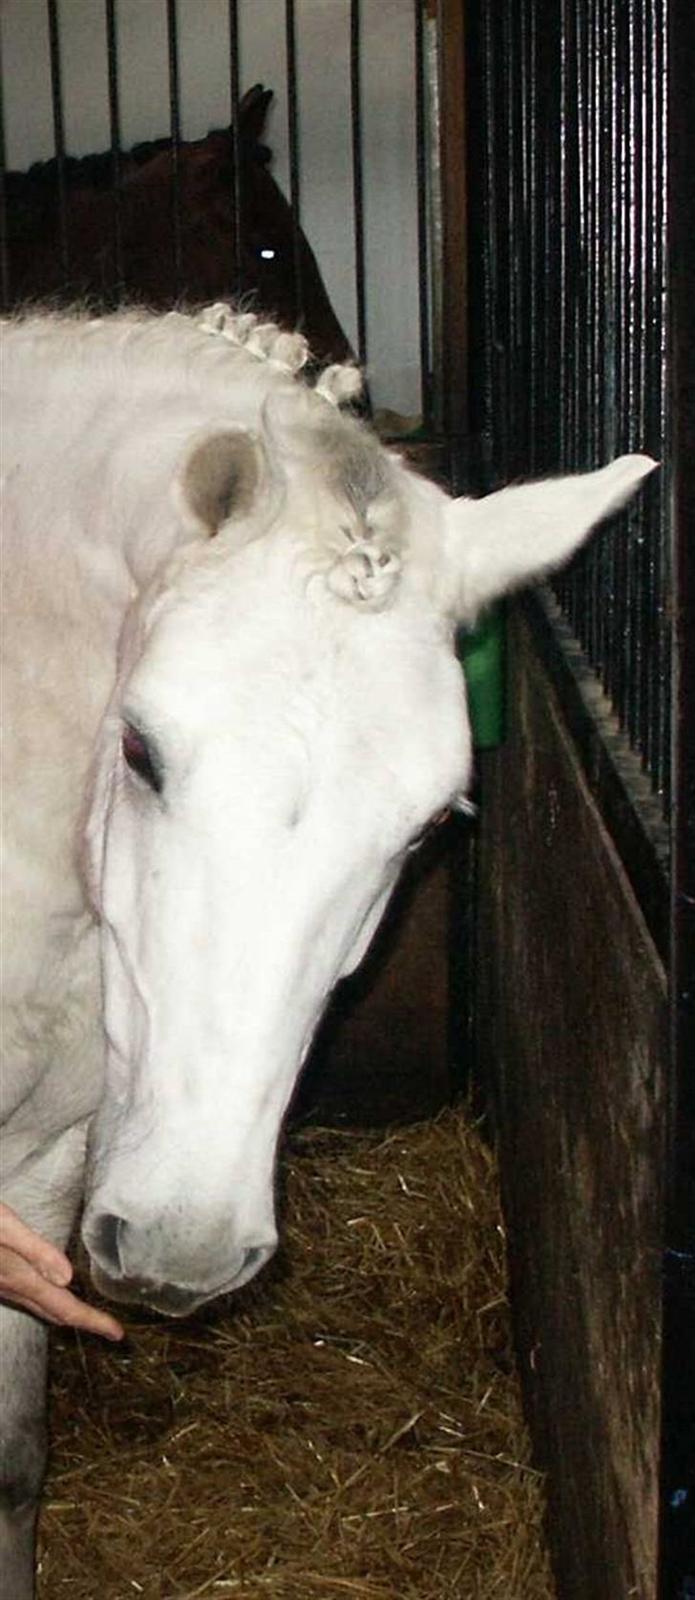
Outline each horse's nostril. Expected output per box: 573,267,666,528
242,1246,264,1274
91,1212,125,1276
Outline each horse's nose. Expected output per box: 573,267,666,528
91,1210,124,1277
85,1210,273,1301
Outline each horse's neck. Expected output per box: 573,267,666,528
2,351,211,760
2,313,293,691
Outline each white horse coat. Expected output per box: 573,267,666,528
0,304,655,1596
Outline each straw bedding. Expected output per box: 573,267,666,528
37,1108,554,1599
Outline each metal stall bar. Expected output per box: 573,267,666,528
285,0,304,331
546,0,669,817
605,0,628,726
413,0,432,429
0,26,9,310
646,0,670,807
625,0,644,753
437,0,469,490
349,0,367,370
104,0,124,297
165,0,183,296
467,0,671,834
227,0,242,294
46,0,69,281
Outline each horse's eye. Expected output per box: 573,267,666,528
122,725,162,793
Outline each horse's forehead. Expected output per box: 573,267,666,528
137,543,445,750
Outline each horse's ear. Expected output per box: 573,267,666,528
438,455,657,625
238,85,274,150
174,429,263,538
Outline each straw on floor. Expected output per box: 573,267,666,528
37,1108,554,1600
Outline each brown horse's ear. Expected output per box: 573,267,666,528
238,85,274,153
174,429,263,537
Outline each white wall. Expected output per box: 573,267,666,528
0,0,423,411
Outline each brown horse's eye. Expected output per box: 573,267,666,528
122,725,162,794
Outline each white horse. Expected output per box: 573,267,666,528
0,302,654,1596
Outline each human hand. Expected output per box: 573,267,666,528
0,1201,124,1340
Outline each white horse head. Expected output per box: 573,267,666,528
79,352,654,1314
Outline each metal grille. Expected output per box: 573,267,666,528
466,0,671,813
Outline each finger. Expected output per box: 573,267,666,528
45,1286,125,1341
0,1253,124,1340
0,1204,72,1285
0,1291,65,1325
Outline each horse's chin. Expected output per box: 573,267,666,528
89,1254,269,1318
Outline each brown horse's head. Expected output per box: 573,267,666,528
6,85,353,367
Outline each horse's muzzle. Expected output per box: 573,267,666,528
83,1211,274,1315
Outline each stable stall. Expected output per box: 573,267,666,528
1,4,691,1597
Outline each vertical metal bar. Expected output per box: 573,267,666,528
536,3,555,479
413,0,432,429
0,25,10,310
285,0,304,331
644,0,669,805
479,0,497,487
619,0,634,736
640,0,656,783
461,0,488,486
606,0,626,724
350,0,367,368
104,0,124,297
521,1,539,473
227,0,242,294
165,0,183,295
589,0,604,683
468,0,669,817
499,4,513,475
624,0,638,747
46,0,69,280
437,0,469,489
502,2,516,472
656,0,670,808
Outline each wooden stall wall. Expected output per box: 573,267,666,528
460,1,681,1590
476,607,668,1599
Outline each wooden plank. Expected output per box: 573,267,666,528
476,606,667,1599
659,1,695,1588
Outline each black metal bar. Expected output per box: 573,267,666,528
104,0,124,297
0,25,9,311
467,0,671,824
605,0,626,723
165,0,183,296
350,0,367,369
285,0,304,331
437,0,470,486
413,0,431,428
227,0,242,295
46,0,69,280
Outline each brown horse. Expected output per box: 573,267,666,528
3,85,352,366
